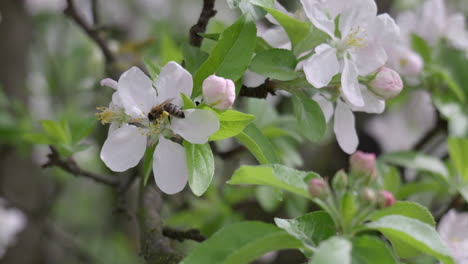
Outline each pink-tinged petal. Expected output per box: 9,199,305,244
153,136,188,194
313,94,334,123
301,0,335,37
303,44,340,88
118,67,156,119
349,85,385,114
354,42,387,76
170,109,220,144
342,58,364,107
338,0,377,36
100,124,147,172
100,78,118,90
155,61,193,107
334,100,358,154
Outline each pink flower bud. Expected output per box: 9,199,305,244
369,67,403,100
202,75,236,110
350,151,377,182
379,190,396,208
308,178,329,198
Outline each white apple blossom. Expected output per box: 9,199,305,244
99,62,219,194
0,199,26,258
438,209,468,264
301,0,400,107
398,0,468,55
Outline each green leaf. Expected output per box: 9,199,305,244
182,43,209,74
143,144,157,186
366,215,455,263
183,141,215,196
40,120,69,144
181,93,196,109
292,94,326,142
249,48,300,81
432,68,465,102
193,16,256,96
310,237,352,264
293,26,329,56
351,236,398,264
411,34,431,64
256,186,282,212
448,137,468,183
275,211,335,251
380,152,450,184
379,164,401,194
265,7,309,50
71,118,96,144
160,32,183,64
227,0,274,20
23,133,53,144
180,221,302,264
235,123,280,164
341,192,357,224
229,164,319,198
143,58,161,80
208,109,255,141
395,182,442,200
459,184,468,203
371,201,435,226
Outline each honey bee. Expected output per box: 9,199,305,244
148,99,185,122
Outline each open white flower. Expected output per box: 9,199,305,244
99,62,219,194
438,209,468,264
314,85,385,154
301,0,400,107
0,199,26,258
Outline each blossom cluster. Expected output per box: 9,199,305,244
97,62,235,194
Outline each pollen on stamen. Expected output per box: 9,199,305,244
95,106,115,125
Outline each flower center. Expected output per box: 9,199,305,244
331,26,368,58
95,107,127,124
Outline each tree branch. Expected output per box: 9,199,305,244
64,0,115,69
91,0,99,26
239,79,277,99
138,184,183,264
190,0,217,47
162,227,206,242
42,146,119,187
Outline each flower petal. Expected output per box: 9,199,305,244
338,0,377,37
342,57,364,107
100,124,147,172
301,0,335,37
303,44,340,88
354,42,387,75
153,136,188,194
349,85,385,114
334,100,358,154
100,78,118,90
108,122,120,136
170,109,220,144
118,67,156,119
155,61,193,107
313,94,334,123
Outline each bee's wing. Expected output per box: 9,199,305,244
160,98,175,106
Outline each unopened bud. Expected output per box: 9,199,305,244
308,178,329,198
369,67,403,100
350,151,377,183
332,170,348,191
362,188,377,205
378,190,396,208
202,75,236,110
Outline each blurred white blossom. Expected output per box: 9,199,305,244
0,199,26,258
438,209,468,264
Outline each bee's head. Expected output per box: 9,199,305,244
148,111,157,122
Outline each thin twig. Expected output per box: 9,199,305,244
91,0,99,26
162,227,206,242
190,0,217,47
64,0,114,65
42,146,119,187
239,79,277,99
